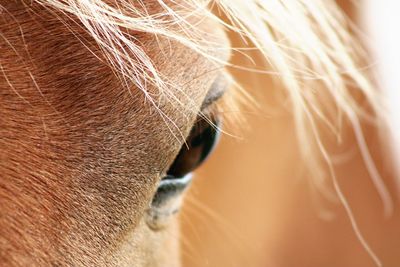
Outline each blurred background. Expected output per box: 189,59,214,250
180,1,400,267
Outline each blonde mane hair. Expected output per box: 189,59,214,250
28,1,388,265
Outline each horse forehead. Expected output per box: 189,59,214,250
0,1,227,176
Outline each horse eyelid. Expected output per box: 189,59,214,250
200,75,229,111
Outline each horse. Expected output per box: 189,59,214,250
0,1,388,266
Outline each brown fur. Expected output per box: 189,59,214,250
0,1,229,266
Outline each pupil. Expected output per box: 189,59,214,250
166,117,221,178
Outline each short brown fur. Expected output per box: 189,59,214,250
0,1,228,266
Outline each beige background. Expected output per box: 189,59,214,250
180,2,400,267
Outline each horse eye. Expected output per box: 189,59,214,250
167,117,221,178
150,117,221,208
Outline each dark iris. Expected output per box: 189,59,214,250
166,117,221,179
151,117,221,208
